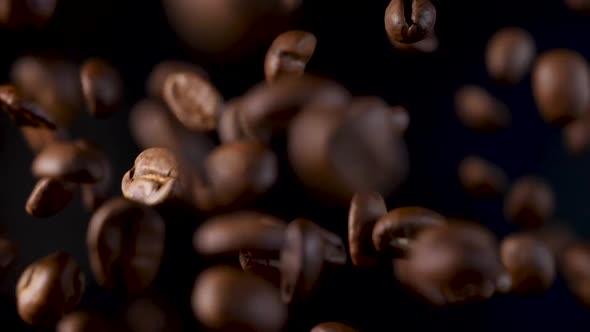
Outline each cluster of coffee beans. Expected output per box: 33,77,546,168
2,0,590,331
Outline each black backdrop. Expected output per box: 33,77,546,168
1,0,590,331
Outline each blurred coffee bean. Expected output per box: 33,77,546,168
311,322,359,332
25,177,75,218
395,222,509,306
217,99,247,143
563,115,590,156
384,0,436,44
264,30,317,83
16,252,85,326
391,32,438,53
125,295,183,332
455,85,511,132
80,58,124,119
32,140,108,183
0,0,57,28
372,207,445,258
192,266,287,332
391,105,410,135
163,71,223,132
81,149,112,211
485,27,536,84
57,311,119,332
0,84,56,129
565,0,590,13
20,127,67,154
0,237,17,280
561,243,590,306
87,197,165,294
146,60,208,100
193,211,286,256
348,192,387,267
532,49,590,126
239,249,281,285
500,233,555,294
458,155,508,198
280,218,347,303
504,176,555,228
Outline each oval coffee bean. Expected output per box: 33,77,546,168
561,243,590,306
146,60,208,100
563,116,590,156
87,197,165,294
532,49,590,126
455,85,511,132
311,322,359,332
57,311,119,332
348,192,387,267
264,30,317,83
239,249,282,285
372,207,445,258
485,27,536,84
163,71,223,132
500,233,555,294
217,99,247,143
16,252,85,326
80,58,124,119
25,177,76,218
458,155,508,197
192,266,287,332
0,84,56,128
504,176,555,228
384,0,436,44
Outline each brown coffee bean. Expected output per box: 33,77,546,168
391,32,438,53
125,295,183,332
32,140,108,183
565,0,590,13
87,197,165,294
455,85,511,132
560,243,590,306
192,266,287,332
217,99,247,143
372,207,445,258
563,115,590,156
239,249,281,285
146,60,208,100
384,0,436,44
57,312,119,332
500,233,555,294
25,177,75,218
311,322,359,332
0,237,17,280
458,155,508,198
0,84,56,128
163,71,223,132
80,58,124,119
20,126,68,154
532,49,590,126
485,27,536,85
81,149,112,211
16,252,85,326
280,218,347,303
264,30,317,83
348,192,387,267
504,176,555,228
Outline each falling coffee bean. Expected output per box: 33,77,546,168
560,243,590,306
20,126,68,154
311,322,359,332
504,176,555,228
455,85,511,132
25,177,75,218
57,311,119,332
485,27,536,85
80,58,124,119
458,155,508,198
0,84,56,128
563,115,590,156
348,192,387,267
217,99,247,143
384,0,436,44
146,60,208,100
239,249,282,285
264,30,317,83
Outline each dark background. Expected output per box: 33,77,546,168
1,0,590,330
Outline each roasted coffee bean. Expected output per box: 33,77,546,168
372,207,445,258
532,49,590,126
504,176,555,228
264,30,317,83
348,192,387,267
16,252,85,326
0,237,17,280
565,0,590,13
563,115,590,156
0,84,56,128
125,295,183,332
455,85,511,132
87,197,165,294
163,71,223,132
192,266,287,332
57,311,119,332
384,0,436,44
25,177,76,218
395,222,509,306
500,233,555,294
80,58,124,119
311,322,359,332
391,32,438,53
146,60,208,100
81,149,112,211
20,126,68,154
561,243,590,306
193,211,286,256
280,218,347,303
217,99,247,143
239,249,282,285
485,27,536,84
458,155,508,198
32,140,108,183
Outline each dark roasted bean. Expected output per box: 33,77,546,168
458,155,508,198
485,27,536,84
348,192,387,267
80,58,124,119
146,60,208,100
0,84,56,128
384,0,436,44
25,177,76,218
455,85,511,132
264,30,317,83
504,176,555,228
561,243,590,306
390,32,438,53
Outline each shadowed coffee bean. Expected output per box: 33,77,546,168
20,126,68,154
561,243,590,306
458,155,508,198
395,222,509,306
80,58,124,119
264,30,317,83
146,60,208,100
563,115,590,156
384,0,436,44
532,49,590,126
455,85,511,132
500,233,555,294
485,27,536,85
57,311,119,332
280,218,347,303
81,148,112,211
391,32,438,53
504,176,555,228
0,84,56,128
348,192,387,267
311,322,359,332
565,0,590,13
87,197,165,294
163,71,223,132
239,249,282,285
16,252,85,326
372,207,445,258
192,266,287,332
217,99,247,143
25,177,75,218
0,237,17,280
